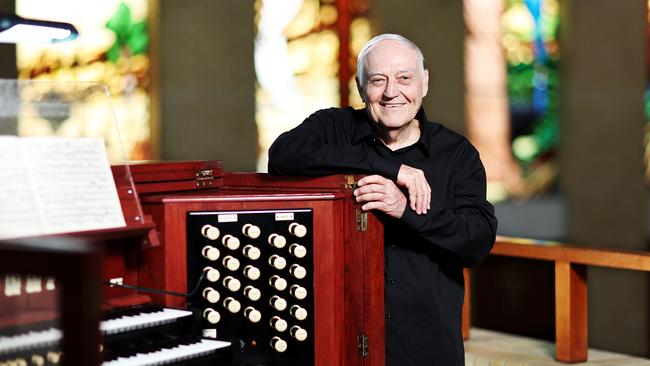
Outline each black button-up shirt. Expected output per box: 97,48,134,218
269,107,497,365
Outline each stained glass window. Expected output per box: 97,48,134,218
15,0,151,162
465,0,559,202
504,0,559,174
254,0,371,171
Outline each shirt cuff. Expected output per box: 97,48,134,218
369,157,402,182
399,205,419,224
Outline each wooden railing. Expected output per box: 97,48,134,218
462,235,650,363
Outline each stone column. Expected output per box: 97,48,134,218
370,0,465,134
157,0,257,171
560,0,647,356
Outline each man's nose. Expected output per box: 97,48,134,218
383,78,399,98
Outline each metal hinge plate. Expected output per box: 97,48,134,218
357,334,369,358
356,210,367,232
344,175,358,190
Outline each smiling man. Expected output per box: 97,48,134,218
269,34,497,365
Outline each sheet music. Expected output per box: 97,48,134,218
0,136,44,239
0,136,125,239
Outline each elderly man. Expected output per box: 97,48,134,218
269,33,497,366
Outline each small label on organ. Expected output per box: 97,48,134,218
218,214,238,223
275,212,294,221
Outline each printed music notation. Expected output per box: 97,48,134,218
0,136,125,240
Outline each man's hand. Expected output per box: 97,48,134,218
354,175,407,218
396,164,431,215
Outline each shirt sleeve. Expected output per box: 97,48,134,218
268,108,402,180
398,142,497,267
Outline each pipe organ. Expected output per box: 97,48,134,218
0,161,385,366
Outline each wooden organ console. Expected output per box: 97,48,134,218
0,161,386,366
133,164,385,366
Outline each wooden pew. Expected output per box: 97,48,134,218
462,235,650,363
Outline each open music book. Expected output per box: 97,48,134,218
0,136,125,240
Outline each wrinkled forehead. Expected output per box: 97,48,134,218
363,40,420,75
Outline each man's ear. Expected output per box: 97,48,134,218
355,76,365,103
422,69,429,97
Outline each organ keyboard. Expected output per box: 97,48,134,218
101,338,230,366
0,305,233,365
100,305,193,335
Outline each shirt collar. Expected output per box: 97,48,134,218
352,107,431,156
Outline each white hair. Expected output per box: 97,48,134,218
356,33,425,89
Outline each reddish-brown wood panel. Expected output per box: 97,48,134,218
555,262,588,363
363,211,385,365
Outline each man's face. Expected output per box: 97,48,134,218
358,40,429,132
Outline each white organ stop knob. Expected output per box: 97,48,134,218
203,308,221,324
270,316,288,332
204,266,220,282
243,245,261,260
289,285,307,300
270,295,287,311
289,222,307,238
222,234,241,250
31,355,45,366
223,276,241,292
269,275,287,291
289,264,307,279
223,297,241,313
202,245,220,261
244,285,261,301
290,305,308,321
270,336,288,353
288,243,307,258
268,234,287,249
46,352,62,365
201,225,220,240
222,256,240,271
243,265,261,280
244,306,262,323
242,223,261,239
268,255,286,270
290,325,308,341
203,287,220,303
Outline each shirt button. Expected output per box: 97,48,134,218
386,313,392,319
390,244,397,248
389,278,396,284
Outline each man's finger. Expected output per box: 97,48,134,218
354,183,386,197
355,192,384,203
357,174,388,187
361,201,384,211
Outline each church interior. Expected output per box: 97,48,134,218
0,0,649,365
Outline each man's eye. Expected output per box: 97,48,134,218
400,76,411,81
370,79,385,85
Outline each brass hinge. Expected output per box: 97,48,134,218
195,169,214,187
357,334,369,358
356,210,367,232
344,175,358,190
